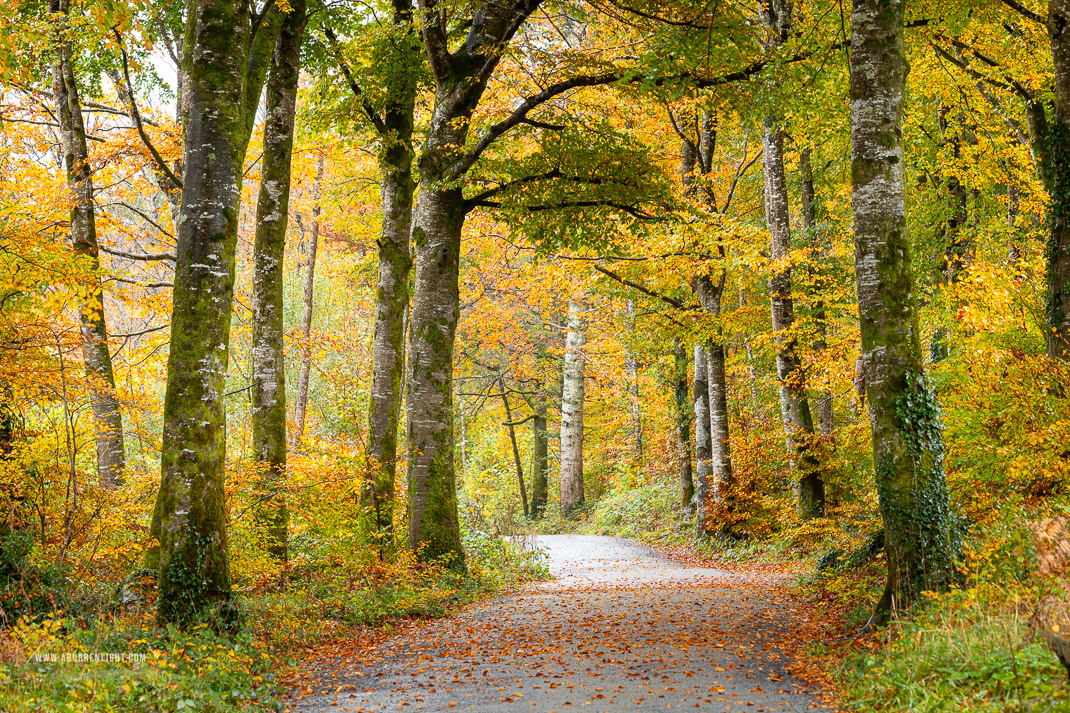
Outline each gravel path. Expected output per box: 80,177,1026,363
287,535,828,712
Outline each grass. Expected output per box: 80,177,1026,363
839,586,1070,712
0,531,548,713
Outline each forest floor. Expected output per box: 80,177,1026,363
285,535,835,712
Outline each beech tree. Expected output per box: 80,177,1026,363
559,300,587,515
250,0,308,563
760,0,824,520
150,0,281,627
323,0,422,546
851,0,958,622
50,0,125,489
1046,0,1070,360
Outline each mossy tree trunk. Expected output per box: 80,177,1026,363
360,0,420,549
558,300,587,515
851,0,959,624
672,340,694,511
51,0,125,489
150,0,279,629
250,0,307,564
1045,1,1070,360
405,0,547,564
407,185,466,564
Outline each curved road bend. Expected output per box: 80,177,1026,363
288,534,827,712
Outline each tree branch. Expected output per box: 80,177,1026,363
113,31,182,189
417,0,454,85
593,264,696,310
999,0,1046,27
99,245,176,262
322,25,388,136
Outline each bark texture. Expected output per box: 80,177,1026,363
1046,0,1070,360
407,187,466,563
692,344,712,530
51,0,125,489
672,340,694,511
150,1,279,628
363,0,419,545
292,156,322,450
250,0,307,563
851,0,958,623
559,300,587,514
406,0,545,563
694,278,734,513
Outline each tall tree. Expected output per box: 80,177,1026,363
760,0,824,520
851,0,958,623
680,116,734,528
1046,0,1070,360
404,0,549,562
50,0,125,489
150,0,280,628
559,300,587,515
250,0,308,564
325,0,421,547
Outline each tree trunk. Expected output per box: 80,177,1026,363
404,0,551,561
363,0,419,546
250,0,306,564
800,148,834,437
692,344,712,532
498,381,529,518
1046,1,1070,360
672,340,694,511
150,2,279,628
406,185,466,565
292,156,323,450
930,109,970,363
851,0,958,624
51,0,125,489
559,300,587,515
456,385,468,472
530,389,549,519
707,339,733,503
764,118,825,519
693,275,734,519
624,301,643,462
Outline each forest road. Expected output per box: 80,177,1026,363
287,535,829,713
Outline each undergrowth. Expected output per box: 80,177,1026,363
0,527,547,713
